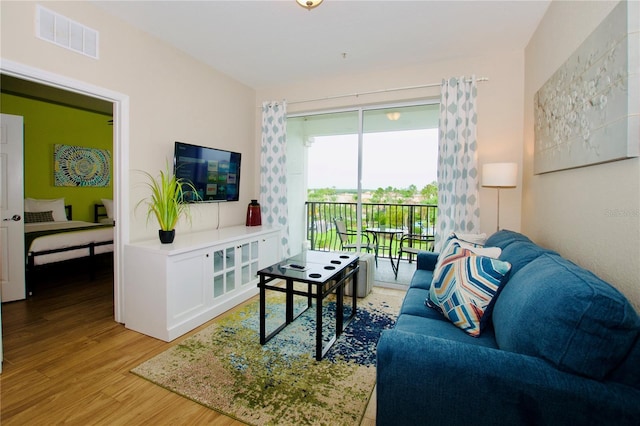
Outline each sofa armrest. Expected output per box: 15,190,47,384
376,329,640,426
416,251,438,271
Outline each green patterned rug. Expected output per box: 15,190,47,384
131,287,403,426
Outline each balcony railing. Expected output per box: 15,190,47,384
305,201,437,260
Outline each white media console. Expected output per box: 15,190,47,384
123,225,281,341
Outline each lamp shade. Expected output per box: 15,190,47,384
482,163,518,188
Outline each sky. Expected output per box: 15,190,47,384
307,129,438,190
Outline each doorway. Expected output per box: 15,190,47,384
0,60,129,325
1,80,114,299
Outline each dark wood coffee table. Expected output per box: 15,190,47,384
257,251,359,361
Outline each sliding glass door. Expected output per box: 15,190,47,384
287,110,360,256
287,102,439,284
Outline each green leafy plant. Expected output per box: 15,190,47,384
137,162,200,231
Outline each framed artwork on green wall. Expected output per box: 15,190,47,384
54,144,111,187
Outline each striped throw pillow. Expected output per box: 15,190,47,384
427,244,511,337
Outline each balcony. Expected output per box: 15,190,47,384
305,201,436,285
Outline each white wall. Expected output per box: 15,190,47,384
0,1,257,242
523,0,639,309
257,50,526,237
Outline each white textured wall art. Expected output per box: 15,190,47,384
534,1,639,174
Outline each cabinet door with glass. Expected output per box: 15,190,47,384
211,238,261,300
240,239,260,288
212,245,235,299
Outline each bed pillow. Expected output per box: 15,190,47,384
25,198,68,221
101,199,114,219
25,210,54,223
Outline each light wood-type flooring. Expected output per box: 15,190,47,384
1,258,376,425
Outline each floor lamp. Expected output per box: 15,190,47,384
482,163,518,232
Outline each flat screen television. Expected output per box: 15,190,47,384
173,141,241,202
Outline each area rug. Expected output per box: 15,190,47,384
131,287,403,426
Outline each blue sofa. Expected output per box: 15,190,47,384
376,230,640,425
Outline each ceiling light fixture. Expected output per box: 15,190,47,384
296,0,323,10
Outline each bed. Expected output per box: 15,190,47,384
24,197,114,295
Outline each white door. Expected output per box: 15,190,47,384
1,113,25,373
1,113,25,302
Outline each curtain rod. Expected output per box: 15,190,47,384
263,77,489,107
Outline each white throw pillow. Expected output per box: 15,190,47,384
458,240,501,259
457,233,488,245
25,198,68,222
101,198,114,219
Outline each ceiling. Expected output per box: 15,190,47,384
1,1,550,114
92,0,551,90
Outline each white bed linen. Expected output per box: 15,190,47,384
25,221,113,266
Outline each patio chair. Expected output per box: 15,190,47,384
393,232,434,279
333,218,378,267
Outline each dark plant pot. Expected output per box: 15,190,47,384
159,229,175,244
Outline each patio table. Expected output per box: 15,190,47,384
365,227,404,275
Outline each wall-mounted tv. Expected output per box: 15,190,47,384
173,141,241,202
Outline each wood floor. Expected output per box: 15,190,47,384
1,259,377,425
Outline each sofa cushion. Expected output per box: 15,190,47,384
427,245,511,337
498,240,558,277
485,229,532,249
394,314,499,349
410,269,433,290
416,251,439,271
608,335,640,388
401,288,450,319
493,254,640,380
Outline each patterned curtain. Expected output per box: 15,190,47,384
260,101,290,257
435,76,480,252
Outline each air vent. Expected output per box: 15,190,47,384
37,5,99,59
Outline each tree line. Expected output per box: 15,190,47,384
308,181,438,205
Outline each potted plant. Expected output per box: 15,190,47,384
138,162,200,243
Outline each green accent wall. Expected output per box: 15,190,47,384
1,93,113,222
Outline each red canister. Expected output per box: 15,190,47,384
246,199,262,226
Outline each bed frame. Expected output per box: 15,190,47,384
26,204,114,296
94,203,111,223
